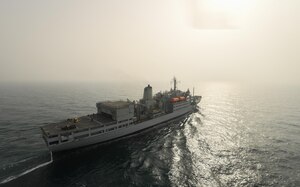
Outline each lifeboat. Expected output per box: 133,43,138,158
170,97,180,103
179,96,186,101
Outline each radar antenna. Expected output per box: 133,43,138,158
171,76,180,91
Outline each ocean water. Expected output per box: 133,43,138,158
0,82,299,187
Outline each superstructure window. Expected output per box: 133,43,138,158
106,127,117,132
48,135,58,138
49,141,59,145
91,130,104,135
118,119,133,124
91,126,103,130
75,134,89,139
61,132,71,136
117,124,129,128
74,129,88,133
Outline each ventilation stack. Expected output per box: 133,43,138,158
143,84,152,100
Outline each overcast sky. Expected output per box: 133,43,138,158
0,0,299,84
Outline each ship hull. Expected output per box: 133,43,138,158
49,106,194,152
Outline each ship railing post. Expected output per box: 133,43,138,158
46,138,49,146
58,133,61,144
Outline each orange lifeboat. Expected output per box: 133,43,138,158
179,96,186,101
170,97,180,103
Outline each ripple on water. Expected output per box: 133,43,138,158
1,83,300,186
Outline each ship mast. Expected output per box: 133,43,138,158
173,77,177,91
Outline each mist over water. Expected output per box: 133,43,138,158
0,82,299,187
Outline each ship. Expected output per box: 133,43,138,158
41,77,201,152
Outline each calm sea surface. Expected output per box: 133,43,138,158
0,82,299,187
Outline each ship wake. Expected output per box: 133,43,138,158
0,152,53,184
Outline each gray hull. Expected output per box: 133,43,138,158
49,106,193,152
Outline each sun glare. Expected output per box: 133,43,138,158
207,0,242,9
204,0,243,17
192,0,245,29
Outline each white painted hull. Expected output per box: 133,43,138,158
49,106,193,152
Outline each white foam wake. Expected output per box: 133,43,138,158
0,152,53,184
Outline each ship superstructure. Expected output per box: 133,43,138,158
41,77,201,152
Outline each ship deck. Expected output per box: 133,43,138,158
41,114,116,136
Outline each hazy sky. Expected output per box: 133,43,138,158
0,0,299,84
